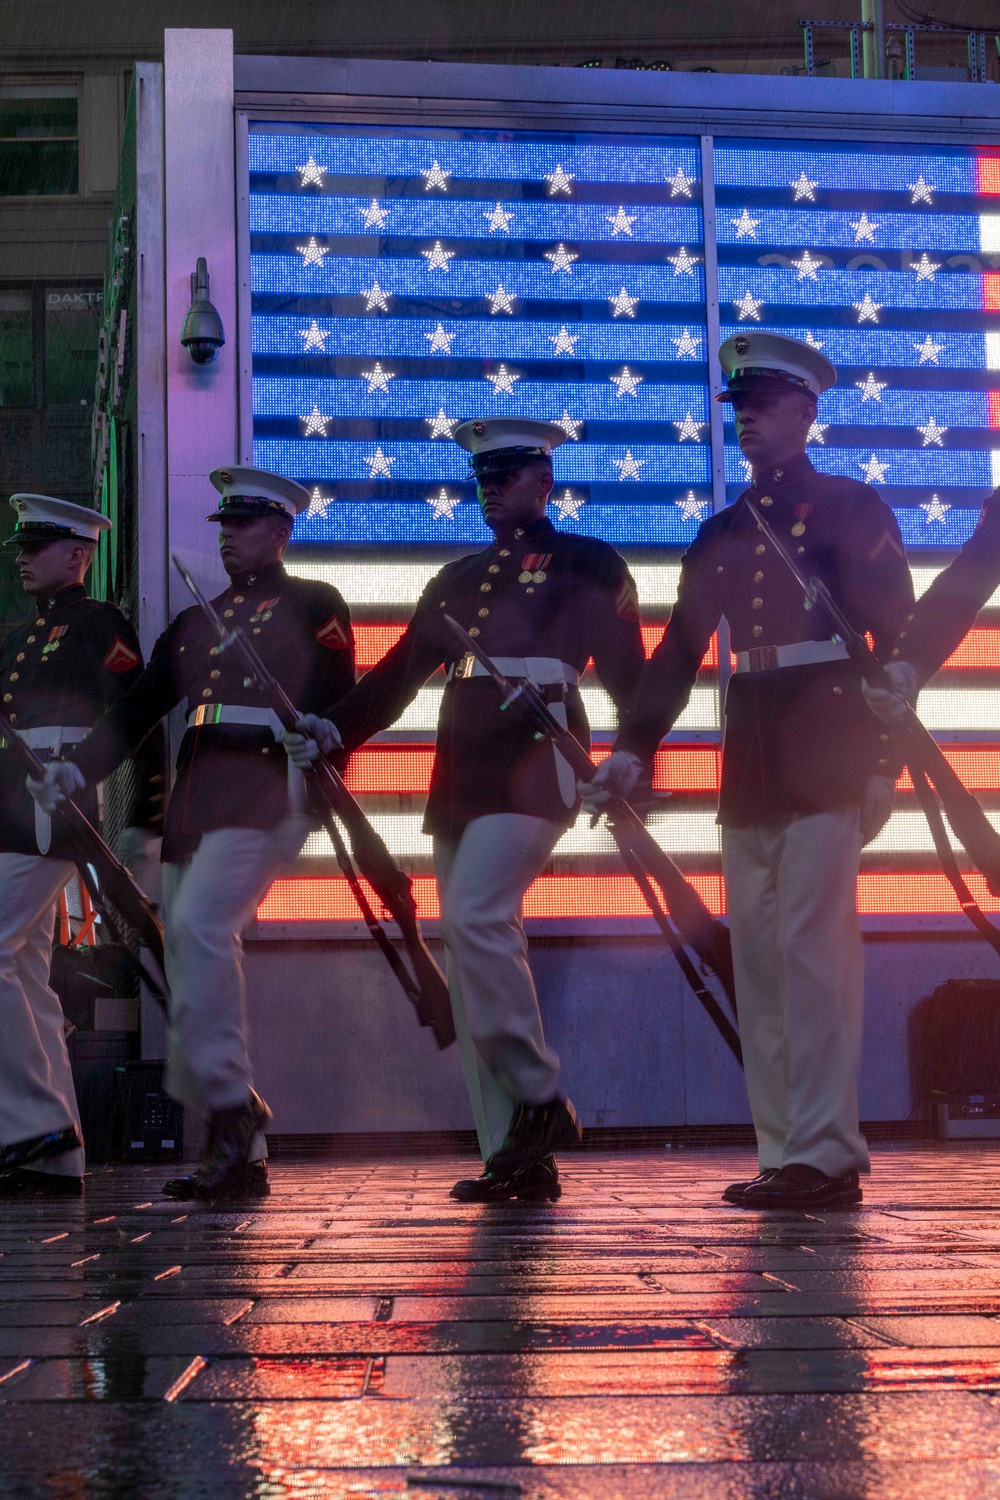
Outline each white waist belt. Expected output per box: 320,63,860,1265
186,704,305,814
447,655,581,687
6,727,95,858
734,640,850,674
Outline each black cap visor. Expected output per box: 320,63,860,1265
717,367,816,404
3,522,84,549
206,495,293,522
469,445,552,481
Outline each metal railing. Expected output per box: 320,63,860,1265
801,19,991,82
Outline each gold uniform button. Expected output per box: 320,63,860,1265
488,564,500,574
262,747,270,755
759,496,773,507
8,713,15,722
797,546,805,554
480,583,491,593
478,607,489,618
253,628,261,635
527,586,535,594
880,733,890,742
223,609,234,618
210,669,221,680
754,571,764,583
499,549,510,557
755,544,765,556
716,566,724,574
15,653,24,663
833,685,843,695
751,597,763,609
468,627,480,638
8,673,17,682
752,625,763,638
201,688,213,698
890,647,900,657
26,636,35,644
791,522,806,537
878,758,888,767
34,619,44,627
233,595,245,604
2,694,11,703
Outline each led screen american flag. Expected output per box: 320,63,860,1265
246,123,1000,925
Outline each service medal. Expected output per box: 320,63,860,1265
532,570,546,583
518,570,532,584
791,522,805,537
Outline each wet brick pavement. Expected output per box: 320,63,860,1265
3,1146,1000,1496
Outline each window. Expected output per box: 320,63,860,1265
0,292,32,407
0,83,78,197
45,287,102,405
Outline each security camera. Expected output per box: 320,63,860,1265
181,257,225,365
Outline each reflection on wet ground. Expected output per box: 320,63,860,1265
3,1149,1000,1494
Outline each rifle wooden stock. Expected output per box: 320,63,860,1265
0,709,167,1000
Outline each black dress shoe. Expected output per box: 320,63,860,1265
163,1157,269,1202
722,1167,780,1204
740,1163,862,1211
0,1169,83,1198
451,1155,561,1204
0,1125,83,1173
488,1097,582,1176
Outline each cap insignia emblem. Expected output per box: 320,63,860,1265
218,470,233,484
734,337,749,356
472,423,486,436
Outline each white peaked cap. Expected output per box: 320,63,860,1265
6,493,112,545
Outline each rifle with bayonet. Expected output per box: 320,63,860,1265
442,614,742,1066
172,556,455,1050
747,498,1000,940
1,706,168,1004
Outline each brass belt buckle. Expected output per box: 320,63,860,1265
747,645,779,672
193,704,223,726
452,651,476,680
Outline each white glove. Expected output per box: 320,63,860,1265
577,751,644,814
281,715,343,769
861,660,919,726
860,774,895,846
26,760,85,815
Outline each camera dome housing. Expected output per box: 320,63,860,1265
181,257,225,365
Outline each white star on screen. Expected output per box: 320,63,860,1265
364,446,395,478
421,160,451,191
908,174,935,204
914,334,944,365
921,495,951,523
552,489,586,520
807,421,829,444
421,241,455,271
486,284,516,315
856,372,888,402
612,449,646,480
732,208,759,239
485,364,520,395
911,252,941,283
299,320,329,352
668,246,699,276
549,325,580,356
425,322,457,353
734,289,763,321
858,453,889,483
302,405,330,437
426,488,460,520
607,206,638,237
666,166,695,198
804,331,825,349
544,243,578,274
792,250,822,281
917,416,947,447
297,155,325,187
484,202,514,233
790,170,818,202
674,412,704,442
853,292,881,323
851,212,879,243
361,282,391,312
426,408,457,439
556,410,583,440
609,286,639,318
672,328,700,358
297,236,327,267
675,491,709,521
362,362,394,394
358,198,390,230
306,487,333,518
609,367,643,398
544,163,575,195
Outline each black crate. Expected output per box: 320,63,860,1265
112,1061,183,1162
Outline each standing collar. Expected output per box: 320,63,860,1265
750,452,815,492
34,584,87,615
227,560,287,592
490,515,556,548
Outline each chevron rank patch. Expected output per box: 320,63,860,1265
615,576,641,621
103,636,141,672
316,613,350,649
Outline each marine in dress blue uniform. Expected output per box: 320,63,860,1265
286,420,646,1201
0,494,162,1196
34,468,355,1200
586,334,915,1211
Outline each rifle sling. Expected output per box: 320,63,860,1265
909,764,1000,958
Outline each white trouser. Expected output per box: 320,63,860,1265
0,853,84,1177
722,809,870,1178
433,814,562,1163
161,817,310,1158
